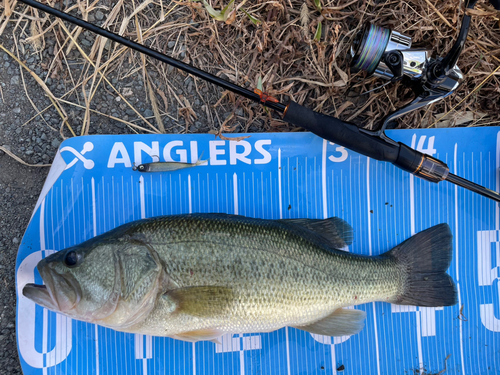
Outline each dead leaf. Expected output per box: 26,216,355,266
333,61,349,84
466,7,499,18
122,87,133,97
179,96,197,126
335,101,354,117
458,305,468,322
219,134,251,141
147,77,165,133
225,10,237,25
433,111,487,128
157,89,169,112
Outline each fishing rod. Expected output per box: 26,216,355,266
17,0,500,203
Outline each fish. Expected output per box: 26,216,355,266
134,155,208,172
23,214,457,343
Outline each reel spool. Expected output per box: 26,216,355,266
350,23,429,82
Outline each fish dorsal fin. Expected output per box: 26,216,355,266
164,286,234,318
171,328,224,343
280,217,353,248
293,308,366,337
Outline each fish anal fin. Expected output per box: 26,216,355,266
165,286,234,318
294,308,366,337
172,328,224,343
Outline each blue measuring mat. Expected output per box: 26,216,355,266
15,128,500,375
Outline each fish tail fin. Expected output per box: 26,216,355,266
388,224,457,307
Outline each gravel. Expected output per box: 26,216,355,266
0,157,46,375
0,7,231,372
95,10,104,21
0,21,127,375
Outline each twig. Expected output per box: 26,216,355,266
13,33,54,130
274,77,333,87
56,20,161,134
56,98,157,133
0,146,51,167
0,43,75,136
429,64,500,128
422,0,453,29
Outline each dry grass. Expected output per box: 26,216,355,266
1,0,499,137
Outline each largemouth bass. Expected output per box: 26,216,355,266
23,214,457,342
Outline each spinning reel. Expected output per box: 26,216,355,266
349,1,479,139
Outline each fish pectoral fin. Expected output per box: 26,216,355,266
164,286,234,317
171,329,224,343
280,217,353,249
294,308,366,337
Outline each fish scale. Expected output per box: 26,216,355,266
123,215,402,335
23,214,457,341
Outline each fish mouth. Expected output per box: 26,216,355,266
23,283,59,311
22,263,81,313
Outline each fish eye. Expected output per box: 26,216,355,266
138,165,145,171
64,251,80,268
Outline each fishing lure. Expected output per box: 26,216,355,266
134,157,208,173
